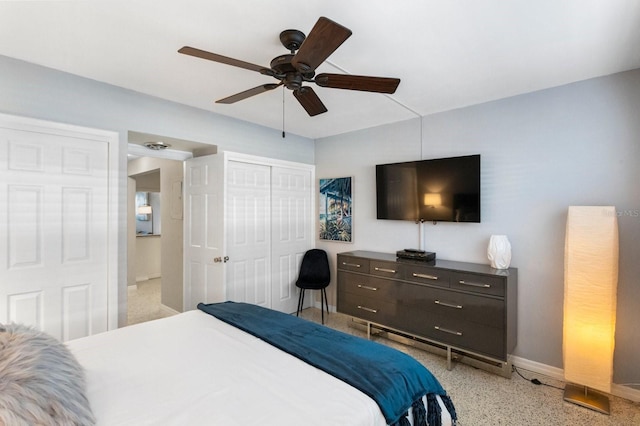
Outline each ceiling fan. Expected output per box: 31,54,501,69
178,17,400,117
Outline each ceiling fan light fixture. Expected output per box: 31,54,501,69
285,73,303,90
144,141,171,150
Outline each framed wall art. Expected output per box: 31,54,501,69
319,177,352,242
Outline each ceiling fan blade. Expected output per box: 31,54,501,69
293,87,328,116
179,46,273,76
216,83,282,104
315,73,400,94
291,17,352,73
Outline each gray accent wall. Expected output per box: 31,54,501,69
316,69,640,385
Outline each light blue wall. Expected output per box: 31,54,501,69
0,55,314,163
316,69,640,385
0,55,315,326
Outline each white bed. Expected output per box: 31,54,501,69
66,310,453,426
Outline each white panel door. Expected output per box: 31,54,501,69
271,166,313,313
225,161,271,307
0,127,109,341
183,155,225,311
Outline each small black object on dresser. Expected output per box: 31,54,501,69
396,249,436,262
337,250,517,377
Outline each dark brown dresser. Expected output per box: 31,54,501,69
337,250,517,377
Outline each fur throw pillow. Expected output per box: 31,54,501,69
0,323,95,426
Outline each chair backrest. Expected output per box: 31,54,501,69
296,249,330,289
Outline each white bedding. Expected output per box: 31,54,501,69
67,310,452,426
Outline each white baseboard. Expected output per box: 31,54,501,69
511,355,564,381
612,383,640,402
135,274,161,283
312,300,336,313
160,304,180,316
512,355,640,403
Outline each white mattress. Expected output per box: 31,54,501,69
67,310,451,426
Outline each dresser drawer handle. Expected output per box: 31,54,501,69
459,280,490,288
357,305,378,314
413,273,438,280
342,262,361,268
434,326,463,336
434,300,463,309
357,284,378,291
374,267,396,274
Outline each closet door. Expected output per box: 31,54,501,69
225,161,271,306
271,166,313,313
0,116,118,340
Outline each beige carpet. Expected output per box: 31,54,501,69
127,278,175,326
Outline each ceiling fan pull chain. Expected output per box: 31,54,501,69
282,86,286,138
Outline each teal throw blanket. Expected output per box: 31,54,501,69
197,301,456,425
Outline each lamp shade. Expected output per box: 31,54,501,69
137,205,152,215
423,193,442,207
563,206,618,395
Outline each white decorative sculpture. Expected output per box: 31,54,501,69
487,235,511,269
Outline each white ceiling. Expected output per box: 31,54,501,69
2,0,640,139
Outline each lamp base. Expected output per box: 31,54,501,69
563,383,611,415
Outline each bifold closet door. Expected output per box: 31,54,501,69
225,162,313,314
225,161,272,307
270,166,313,314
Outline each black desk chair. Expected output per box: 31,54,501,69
295,249,330,324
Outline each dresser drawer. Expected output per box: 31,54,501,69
338,272,397,300
396,284,504,328
426,287,505,328
337,255,370,273
370,260,401,279
450,272,505,297
337,290,398,325
403,264,450,288
403,309,505,360
429,314,505,360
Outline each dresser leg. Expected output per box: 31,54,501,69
446,347,452,371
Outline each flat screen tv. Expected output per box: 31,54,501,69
376,154,481,223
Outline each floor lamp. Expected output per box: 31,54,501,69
563,206,618,414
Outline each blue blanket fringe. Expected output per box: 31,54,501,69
412,398,427,425
390,393,459,426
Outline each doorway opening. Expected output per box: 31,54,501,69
126,131,217,325
128,170,166,325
